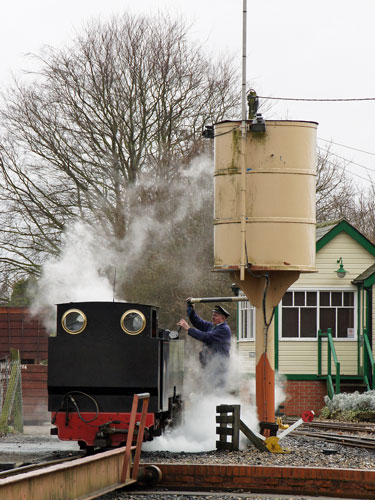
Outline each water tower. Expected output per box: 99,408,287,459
214,118,317,424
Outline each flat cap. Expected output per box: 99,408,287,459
212,305,230,318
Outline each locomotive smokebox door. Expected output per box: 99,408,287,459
48,302,162,413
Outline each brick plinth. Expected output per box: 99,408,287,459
150,463,375,499
279,380,327,416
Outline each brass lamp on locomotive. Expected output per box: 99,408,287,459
48,301,184,450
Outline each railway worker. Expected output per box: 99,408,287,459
177,300,231,389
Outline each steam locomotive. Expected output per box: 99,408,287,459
48,301,184,450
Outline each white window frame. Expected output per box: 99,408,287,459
279,286,357,342
238,294,256,341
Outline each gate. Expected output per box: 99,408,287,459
0,349,23,434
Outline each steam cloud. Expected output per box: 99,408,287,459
30,153,286,450
144,340,260,452
31,154,213,331
142,345,288,453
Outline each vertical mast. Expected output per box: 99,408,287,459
240,0,247,280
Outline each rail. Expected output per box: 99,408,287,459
318,328,340,398
363,329,375,390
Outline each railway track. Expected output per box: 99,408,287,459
0,452,85,479
292,429,375,449
285,418,375,433
282,418,375,449
317,421,375,433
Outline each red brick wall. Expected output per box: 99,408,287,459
152,463,375,498
280,380,327,416
21,364,49,424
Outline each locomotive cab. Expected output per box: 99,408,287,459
48,301,184,449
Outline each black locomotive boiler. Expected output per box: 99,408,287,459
48,301,184,449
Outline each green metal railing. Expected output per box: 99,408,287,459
318,328,340,399
363,329,375,390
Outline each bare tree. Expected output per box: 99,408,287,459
316,145,356,223
344,184,375,242
315,145,375,244
0,13,240,284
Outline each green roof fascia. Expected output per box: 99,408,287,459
316,220,375,255
364,274,375,288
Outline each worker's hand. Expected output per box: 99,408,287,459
186,297,194,316
177,319,189,331
186,299,194,317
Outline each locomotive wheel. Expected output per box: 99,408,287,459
78,441,95,455
138,465,162,486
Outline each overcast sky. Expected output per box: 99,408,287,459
2,0,375,187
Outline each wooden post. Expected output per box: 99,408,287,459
121,393,150,484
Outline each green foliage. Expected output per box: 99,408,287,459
8,277,37,306
321,391,375,421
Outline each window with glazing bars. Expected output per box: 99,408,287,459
281,290,355,339
238,299,255,340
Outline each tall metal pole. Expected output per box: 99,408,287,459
240,0,247,281
241,0,247,125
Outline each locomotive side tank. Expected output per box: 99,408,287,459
48,301,184,449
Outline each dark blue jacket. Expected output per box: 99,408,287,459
187,308,231,358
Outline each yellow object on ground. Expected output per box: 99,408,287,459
265,436,291,454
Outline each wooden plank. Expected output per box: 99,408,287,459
0,322,45,329
23,411,48,416
23,405,48,412
22,365,48,372
21,372,47,381
239,420,269,453
0,307,28,314
0,446,137,500
23,320,45,328
216,427,233,436
0,314,24,321
23,398,48,406
23,413,49,421
22,389,47,398
216,404,237,412
0,338,48,345
22,382,48,389
0,343,46,352
0,330,45,338
216,415,234,424
19,352,48,358
232,405,240,451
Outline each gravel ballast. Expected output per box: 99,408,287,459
140,433,375,470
